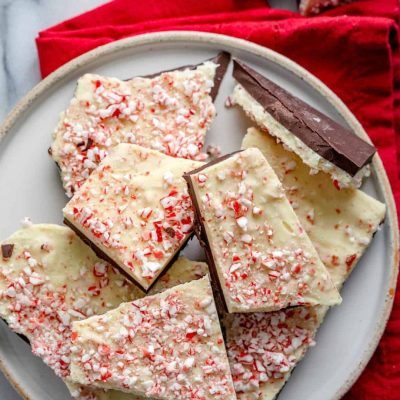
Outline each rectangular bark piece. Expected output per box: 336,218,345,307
185,147,341,313
63,144,203,291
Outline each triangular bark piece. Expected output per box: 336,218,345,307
51,52,230,197
230,59,375,188
70,277,236,400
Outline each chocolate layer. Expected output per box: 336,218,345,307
209,52,231,101
1,244,14,259
143,51,231,101
184,151,243,313
63,218,192,294
233,59,376,176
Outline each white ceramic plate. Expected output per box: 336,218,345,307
0,32,398,400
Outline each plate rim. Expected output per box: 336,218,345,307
0,30,398,400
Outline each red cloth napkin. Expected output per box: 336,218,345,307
36,1,400,398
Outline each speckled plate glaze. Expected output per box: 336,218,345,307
0,32,398,400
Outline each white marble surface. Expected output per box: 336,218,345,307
0,0,297,122
0,0,296,398
0,0,109,122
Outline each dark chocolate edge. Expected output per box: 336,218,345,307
63,218,193,294
232,59,376,176
1,244,14,259
140,51,231,102
183,150,244,314
184,173,228,314
209,51,231,101
185,150,243,176
140,58,207,79
149,232,196,291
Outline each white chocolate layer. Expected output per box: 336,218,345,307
70,277,236,400
223,127,386,400
242,128,386,289
188,148,341,313
225,307,324,400
63,144,202,291
51,62,217,197
0,224,143,382
67,256,209,400
231,84,371,188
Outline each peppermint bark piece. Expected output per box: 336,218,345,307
67,256,209,400
50,53,230,197
63,144,202,292
69,277,236,400
221,128,387,400
0,224,143,383
225,308,322,400
230,59,375,189
242,127,386,288
184,148,341,313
